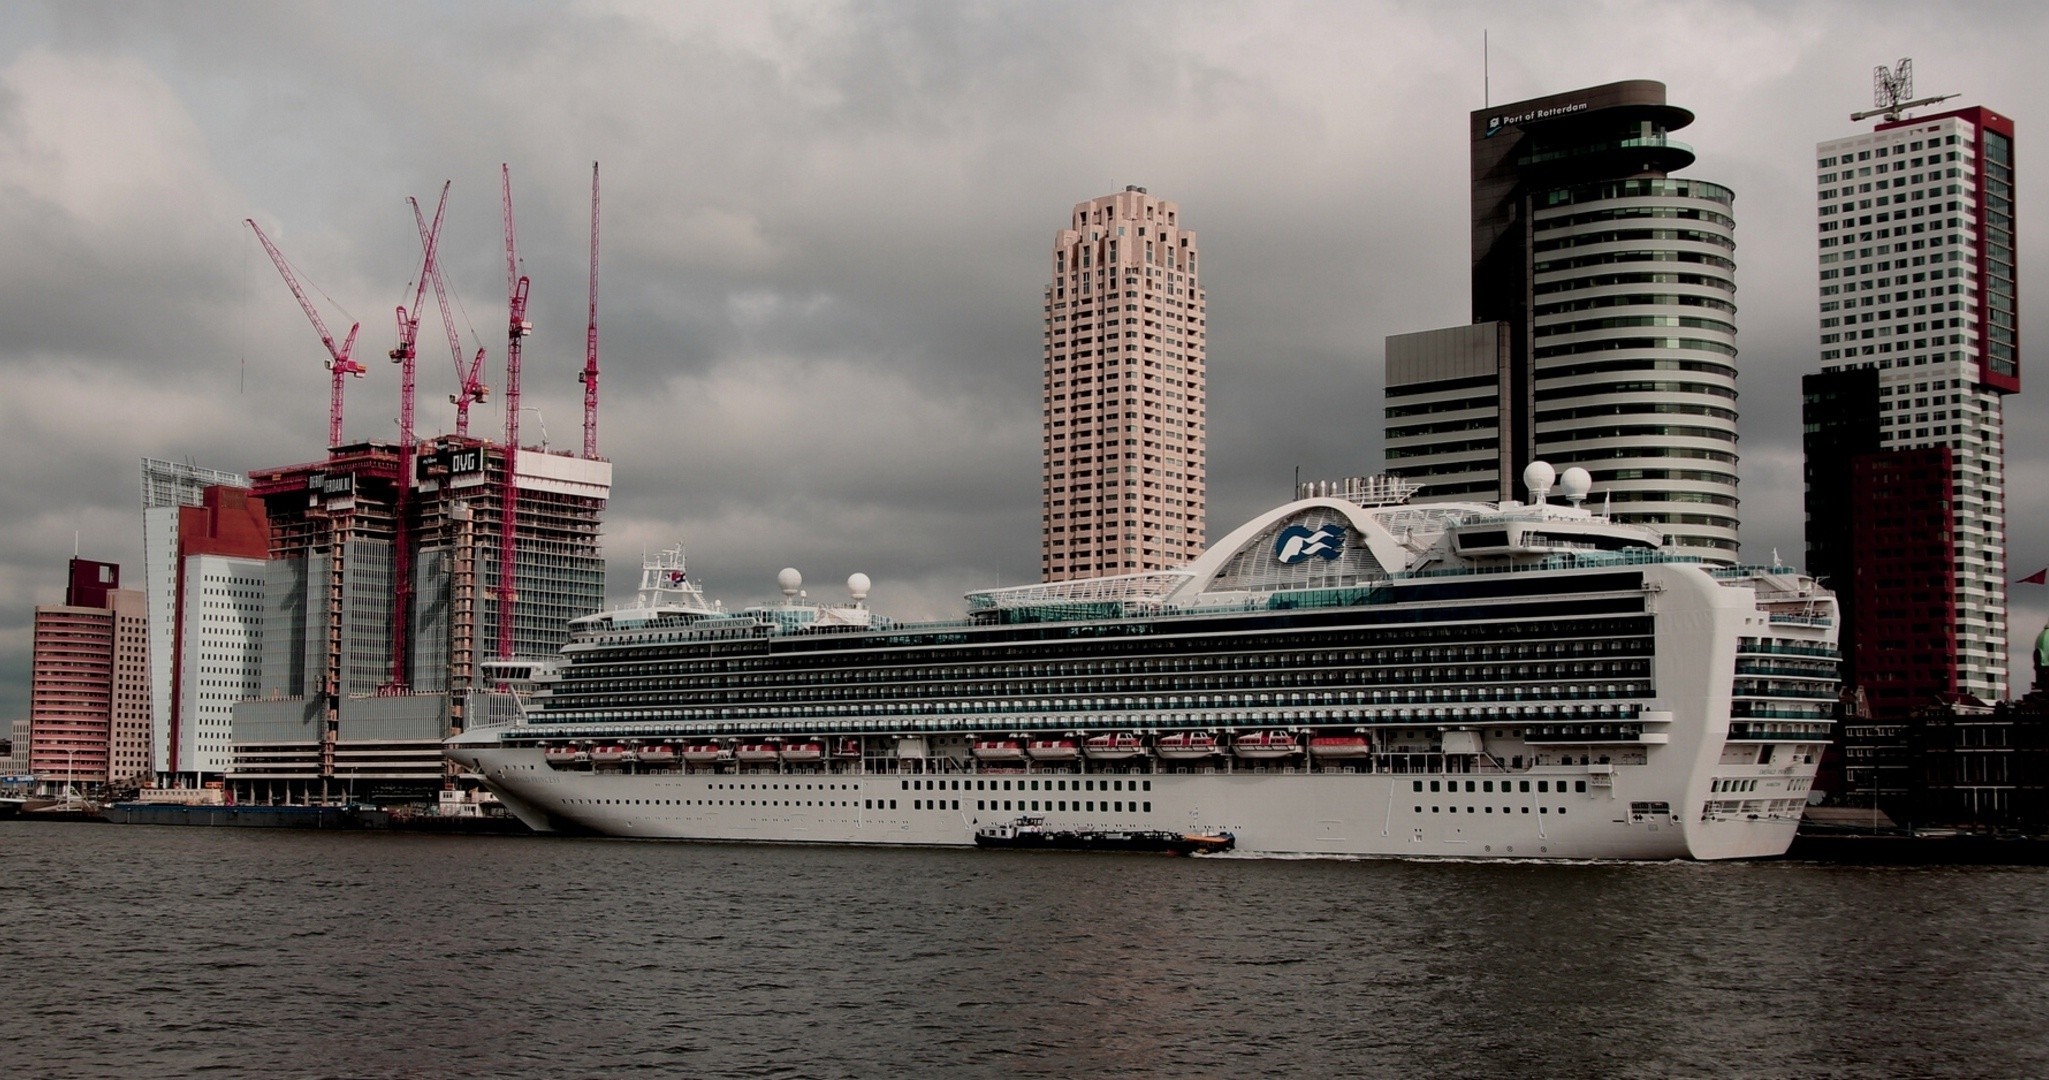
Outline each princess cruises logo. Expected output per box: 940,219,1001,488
1274,523,1346,564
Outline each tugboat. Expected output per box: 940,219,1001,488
973,814,1234,856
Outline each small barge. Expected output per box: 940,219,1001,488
974,814,1234,856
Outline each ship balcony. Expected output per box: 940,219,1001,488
1522,723,1666,745
1725,721,1833,742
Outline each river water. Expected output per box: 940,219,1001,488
2,821,2044,1079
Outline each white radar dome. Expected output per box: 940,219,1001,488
1522,461,1557,502
847,573,872,600
1559,466,1592,505
777,567,802,597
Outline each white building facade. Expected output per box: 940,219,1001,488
1812,106,2016,703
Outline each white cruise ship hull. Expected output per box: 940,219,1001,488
447,742,1810,860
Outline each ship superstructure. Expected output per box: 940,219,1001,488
447,464,1838,859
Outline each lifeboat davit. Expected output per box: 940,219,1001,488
1233,731,1299,759
832,737,863,758
542,745,585,768
1026,739,1080,762
1155,732,1219,761
1083,733,1146,761
779,741,825,763
588,744,629,767
972,739,1025,762
733,744,781,765
1309,735,1372,759
680,743,727,766
636,743,678,767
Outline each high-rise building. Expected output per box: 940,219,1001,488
1804,104,2016,715
157,485,270,789
1385,81,1741,562
28,559,148,792
140,458,249,779
229,437,609,802
1042,186,1206,581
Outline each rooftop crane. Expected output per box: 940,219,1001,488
580,162,601,459
410,199,490,437
384,181,450,689
246,219,367,448
498,164,532,659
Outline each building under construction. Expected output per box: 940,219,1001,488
228,436,610,804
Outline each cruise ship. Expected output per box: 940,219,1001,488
446,463,1839,860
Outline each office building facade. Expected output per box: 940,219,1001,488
1386,81,1741,562
141,458,250,779
1042,186,1206,580
28,559,148,791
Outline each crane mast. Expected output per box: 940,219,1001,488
414,198,491,437
246,219,367,447
581,162,601,459
385,182,449,689
497,165,531,660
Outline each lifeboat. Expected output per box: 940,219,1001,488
779,741,825,764
1026,738,1080,762
541,744,585,768
1155,732,1219,761
588,744,629,767
1233,731,1299,760
636,743,678,767
1308,735,1372,759
1083,733,1146,761
972,739,1025,762
733,744,781,765
680,743,727,766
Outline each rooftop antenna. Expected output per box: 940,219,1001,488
1850,58,1957,123
1483,29,1489,108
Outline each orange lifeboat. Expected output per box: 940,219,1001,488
1233,731,1299,760
779,741,825,764
1083,733,1146,761
1308,735,1372,759
1155,732,1219,761
972,739,1025,762
1026,738,1079,762
680,743,727,766
733,743,781,765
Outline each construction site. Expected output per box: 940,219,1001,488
218,166,612,805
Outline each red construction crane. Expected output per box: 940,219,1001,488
411,198,490,437
384,181,450,689
498,164,532,659
580,161,601,459
246,219,367,448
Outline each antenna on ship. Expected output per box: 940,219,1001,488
1851,58,1957,123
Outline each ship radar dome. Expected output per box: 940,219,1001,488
847,573,871,601
1523,461,1556,503
778,567,802,598
1559,467,1592,506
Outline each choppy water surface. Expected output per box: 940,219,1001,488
3,822,2046,1078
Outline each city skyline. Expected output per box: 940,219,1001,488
2,3,2048,721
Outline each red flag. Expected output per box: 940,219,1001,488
2020,569,2049,585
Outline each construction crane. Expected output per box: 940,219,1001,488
384,181,450,689
580,161,602,459
1851,58,1957,123
410,199,490,437
498,164,532,659
246,219,368,448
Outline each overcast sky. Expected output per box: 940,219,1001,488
3,0,2047,719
